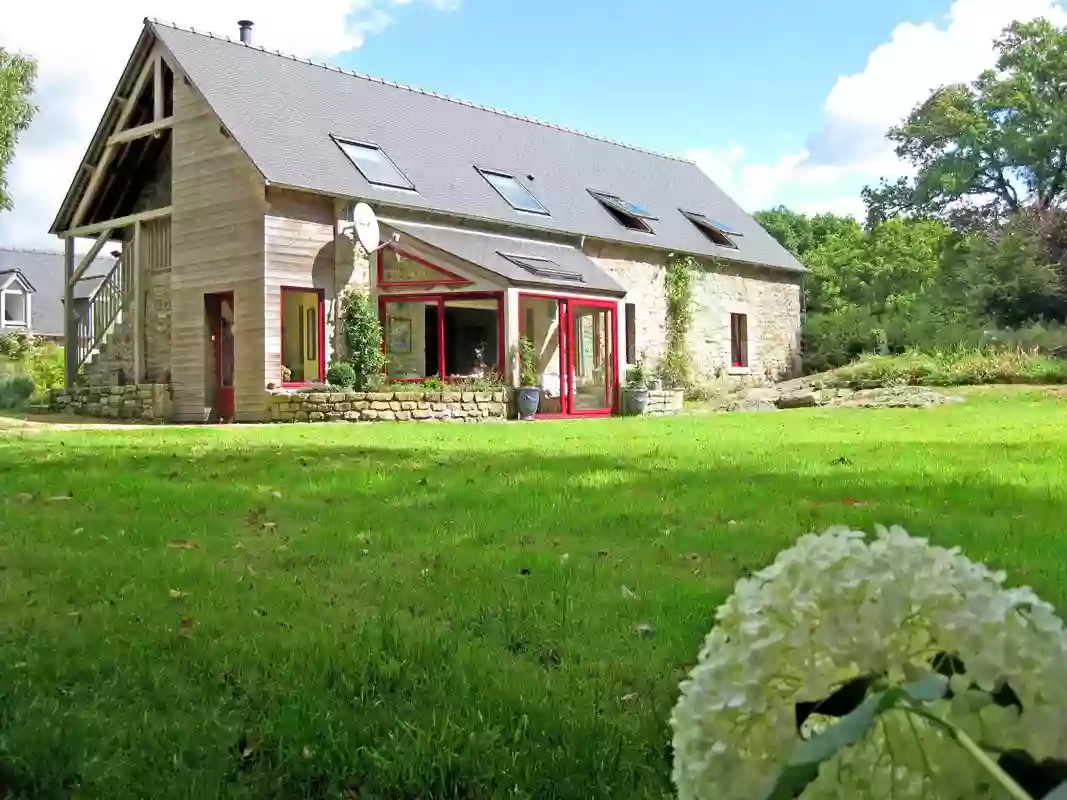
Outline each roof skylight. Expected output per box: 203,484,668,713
681,210,741,249
333,137,415,190
498,252,584,282
477,168,549,215
589,190,656,232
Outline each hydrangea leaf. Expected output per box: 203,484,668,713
762,689,904,800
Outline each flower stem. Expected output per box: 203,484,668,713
949,725,1032,800
903,706,1033,800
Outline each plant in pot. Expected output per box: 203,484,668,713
624,359,652,415
514,336,540,420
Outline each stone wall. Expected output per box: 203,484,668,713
50,384,172,422
585,241,802,382
266,389,508,422
646,389,685,415
689,262,802,382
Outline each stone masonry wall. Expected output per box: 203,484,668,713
646,389,685,415
585,242,802,382
267,389,508,423
50,384,172,422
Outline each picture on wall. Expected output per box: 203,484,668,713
388,316,412,354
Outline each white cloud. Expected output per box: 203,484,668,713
691,0,1067,217
0,0,458,251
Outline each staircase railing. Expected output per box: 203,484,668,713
75,244,133,370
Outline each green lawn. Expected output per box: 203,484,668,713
3,390,1067,798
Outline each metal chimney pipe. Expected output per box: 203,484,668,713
237,20,254,45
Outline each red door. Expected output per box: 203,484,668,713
563,299,617,416
207,292,235,423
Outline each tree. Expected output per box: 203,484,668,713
864,19,1067,226
0,47,37,212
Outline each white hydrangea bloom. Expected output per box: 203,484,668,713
671,526,1067,799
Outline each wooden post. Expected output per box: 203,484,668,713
333,198,348,358
64,238,77,387
132,220,142,384
153,55,164,122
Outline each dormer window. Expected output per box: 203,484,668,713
476,168,549,215
681,210,741,249
333,137,415,190
589,190,656,233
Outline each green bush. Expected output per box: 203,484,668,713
25,345,65,394
325,361,356,388
517,336,538,387
0,374,35,409
816,348,1067,389
339,290,387,391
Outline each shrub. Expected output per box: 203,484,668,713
517,336,538,387
816,348,1067,389
339,289,387,391
626,360,650,389
0,374,35,409
25,345,65,394
325,361,356,388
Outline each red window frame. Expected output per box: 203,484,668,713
517,291,619,417
280,286,327,386
378,291,506,383
377,247,474,289
730,312,749,368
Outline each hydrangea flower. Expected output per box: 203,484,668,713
670,526,1067,799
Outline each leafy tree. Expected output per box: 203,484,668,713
864,19,1067,226
0,47,37,212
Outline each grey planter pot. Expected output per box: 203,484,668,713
515,386,541,420
624,388,651,416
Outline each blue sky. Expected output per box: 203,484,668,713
1,0,1064,248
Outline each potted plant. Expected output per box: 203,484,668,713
515,336,540,420
624,360,652,415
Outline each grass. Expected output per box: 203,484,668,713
814,348,1067,388
3,391,1067,798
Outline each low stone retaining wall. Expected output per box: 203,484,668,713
50,384,172,422
647,389,685,415
266,389,509,422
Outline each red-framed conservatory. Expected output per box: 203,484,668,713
374,241,621,417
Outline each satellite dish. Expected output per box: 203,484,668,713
353,203,380,254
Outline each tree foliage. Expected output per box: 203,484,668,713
864,19,1067,227
339,289,387,391
0,47,37,212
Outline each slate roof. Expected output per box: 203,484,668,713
0,249,111,337
381,219,627,295
144,20,803,274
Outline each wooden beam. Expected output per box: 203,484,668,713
106,117,172,147
64,239,77,387
59,206,172,239
153,55,164,122
69,229,114,287
70,55,156,229
132,220,142,384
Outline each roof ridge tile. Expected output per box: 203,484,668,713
144,17,693,164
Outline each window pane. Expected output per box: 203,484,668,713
481,171,548,214
4,292,26,324
337,141,413,189
384,299,437,379
282,290,322,383
443,298,500,379
730,313,748,368
572,306,611,411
